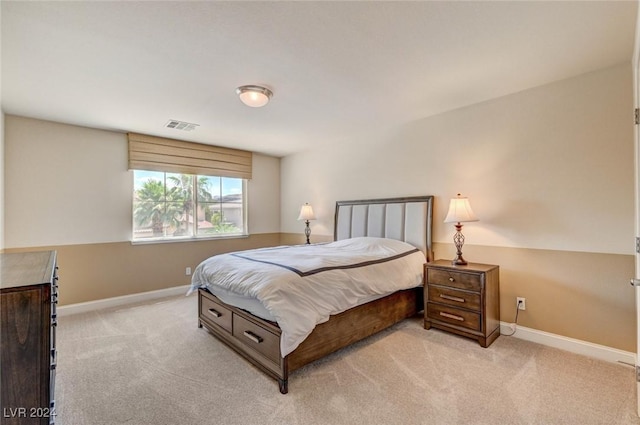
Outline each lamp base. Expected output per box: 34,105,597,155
304,220,311,245
451,255,468,266
451,223,468,265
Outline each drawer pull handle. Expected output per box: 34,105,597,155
440,312,464,322
440,294,465,303
208,308,222,318
448,277,455,282
243,331,264,344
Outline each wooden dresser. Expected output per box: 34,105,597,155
424,260,500,348
1,251,58,424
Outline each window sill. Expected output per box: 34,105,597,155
130,234,249,246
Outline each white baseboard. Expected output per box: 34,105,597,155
500,322,635,367
57,285,190,317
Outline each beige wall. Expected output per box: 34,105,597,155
4,116,282,303
1,2,4,250
0,111,4,251
4,234,282,305
280,64,636,351
439,243,635,352
4,116,281,247
5,117,132,246
282,64,634,254
4,65,636,352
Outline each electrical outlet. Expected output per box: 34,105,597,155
186,267,192,276
516,297,526,310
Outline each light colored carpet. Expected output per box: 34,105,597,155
56,295,639,425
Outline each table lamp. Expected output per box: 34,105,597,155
297,203,316,244
444,194,478,265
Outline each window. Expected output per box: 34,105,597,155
132,170,246,241
127,132,251,241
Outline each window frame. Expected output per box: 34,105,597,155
131,170,248,244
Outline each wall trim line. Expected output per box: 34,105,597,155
57,285,190,317
500,322,635,367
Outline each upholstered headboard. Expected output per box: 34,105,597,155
334,196,434,262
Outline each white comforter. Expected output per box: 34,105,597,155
189,237,426,356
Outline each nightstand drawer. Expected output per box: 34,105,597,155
233,314,281,363
200,295,233,333
428,285,481,311
426,303,481,331
428,268,482,291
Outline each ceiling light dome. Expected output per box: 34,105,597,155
236,85,273,107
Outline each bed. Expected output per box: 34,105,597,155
190,195,434,393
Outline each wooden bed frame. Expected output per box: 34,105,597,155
197,195,434,394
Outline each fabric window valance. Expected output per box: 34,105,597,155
128,132,252,179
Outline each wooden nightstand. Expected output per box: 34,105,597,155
424,260,500,348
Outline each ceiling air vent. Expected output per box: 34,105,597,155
165,119,199,132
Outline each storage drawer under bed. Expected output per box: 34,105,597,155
233,314,281,363
200,293,233,333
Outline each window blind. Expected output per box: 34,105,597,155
127,132,252,179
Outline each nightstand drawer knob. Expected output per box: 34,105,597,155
440,312,464,322
448,277,455,282
440,294,465,303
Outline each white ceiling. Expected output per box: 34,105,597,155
1,1,637,157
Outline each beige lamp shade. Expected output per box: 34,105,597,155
444,195,478,223
297,203,316,221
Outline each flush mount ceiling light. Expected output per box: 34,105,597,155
236,85,273,108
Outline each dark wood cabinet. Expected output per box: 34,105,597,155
1,251,58,425
424,260,500,348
